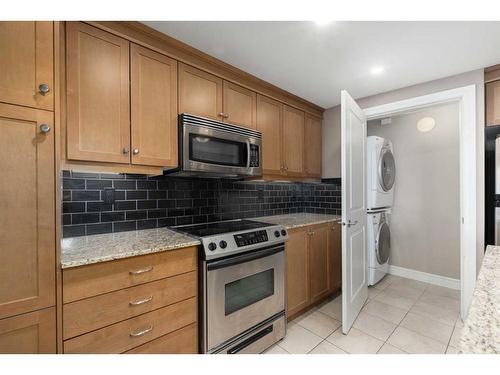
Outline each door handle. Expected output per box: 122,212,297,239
342,220,358,228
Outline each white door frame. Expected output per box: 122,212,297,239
363,85,477,319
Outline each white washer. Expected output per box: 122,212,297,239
367,210,391,286
367,136,395,211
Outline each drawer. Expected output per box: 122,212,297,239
63,246,197,303
64,297,197,354
125,323,198,354
63,271,197,339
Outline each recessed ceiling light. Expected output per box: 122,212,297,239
370,66,385,75
417,117,436,133
314,20,332,27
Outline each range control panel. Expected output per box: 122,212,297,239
234,230,268,247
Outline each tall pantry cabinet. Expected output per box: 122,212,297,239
0,22,57,353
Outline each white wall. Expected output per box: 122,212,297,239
322,69,485,274
368,103,460,279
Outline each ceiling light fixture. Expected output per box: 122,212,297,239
370,66,385,76
314,20,332,27
417,117,436,133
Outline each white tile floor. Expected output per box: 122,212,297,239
264,275,462,354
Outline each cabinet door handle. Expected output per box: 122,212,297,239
38,83,50,95
129,266,153,275
129,296,153,306
219,112,229,119
129,325,153,337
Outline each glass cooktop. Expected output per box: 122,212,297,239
173,219,274,237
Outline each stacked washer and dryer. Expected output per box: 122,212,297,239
366,136,396,286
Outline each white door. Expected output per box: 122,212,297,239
341,90,368,334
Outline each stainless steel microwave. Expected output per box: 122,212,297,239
165,114,262,178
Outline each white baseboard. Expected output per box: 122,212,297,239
388,265,460,290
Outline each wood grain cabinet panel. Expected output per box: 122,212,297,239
0,307,56,354
486,80,500,126
0,22,53,110
286,228,310,317
66,22,130,164
308,225,330,303
304,114,322,177
64,297,196,354
178,62,222,120
256,94,283,175
63,247,197,303
282,105,305,176
125,323,198,354
223,81,257,128
131,43,178,167
328,222,342,293
0,103,55,320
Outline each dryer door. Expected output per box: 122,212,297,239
376,220,391,265
378,149,395,192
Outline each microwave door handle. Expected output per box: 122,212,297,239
246,140,251,169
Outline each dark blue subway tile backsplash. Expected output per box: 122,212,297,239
61,171,341,238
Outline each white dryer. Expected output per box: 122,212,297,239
367,136,395,211
367,210,391,285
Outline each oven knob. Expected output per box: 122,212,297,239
281,229,287,236
208,242,217,251
274,230,280,238
219,240,227,249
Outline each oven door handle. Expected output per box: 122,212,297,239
207,245,284,271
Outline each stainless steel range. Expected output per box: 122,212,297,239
173,219,288,354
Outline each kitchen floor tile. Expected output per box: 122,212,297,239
424,284,460,301
353,311,397,341
449,324,463,348
361,299,408,325
264,343,289,354
326,328,384,354
295,310,342,338
309,340,347,354
278,323,323,354
368,286,382,300
446,345,459,354
399,312,454,344
419,291,460,312
387,326,447,354
385,283,425,300
374,289,417,310
318,297,342,320
410,301,458,326
377,343,408,354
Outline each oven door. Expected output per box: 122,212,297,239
182,123,261,176
205,244,285,352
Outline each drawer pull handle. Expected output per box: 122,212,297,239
129,296,153,306
129,266,153,275
129,325,153,337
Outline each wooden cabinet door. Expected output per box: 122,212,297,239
328,222,342,293
178,63,222,120
486,80,500,126
222,81,257,128
0,307,56,354
282,105,305,176
0,103,55,319
305,114,322,178
66,22,130,163
256,94,283,175
286,228,309,318
131,44,178,167
0,22,53,110
308,225,330,303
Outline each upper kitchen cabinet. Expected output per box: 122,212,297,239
66,22,131,164
0,103,55,320
222,81,257,129
0,22,53,110
304,114,322,178
131,44,178,167
486,79,500,126
256,94,283,175
178,63,223,121
282,105,305,176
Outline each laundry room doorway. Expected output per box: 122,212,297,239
340,86,477,334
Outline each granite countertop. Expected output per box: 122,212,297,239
460,245,500,354
61,227,201,269
256,212,342,229
61,212,341,269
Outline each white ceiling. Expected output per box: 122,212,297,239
143,21,500,108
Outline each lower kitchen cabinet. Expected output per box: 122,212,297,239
286,221,341,320
0,307,56,354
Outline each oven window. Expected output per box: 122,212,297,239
189,134,247,167
225,269,274,316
